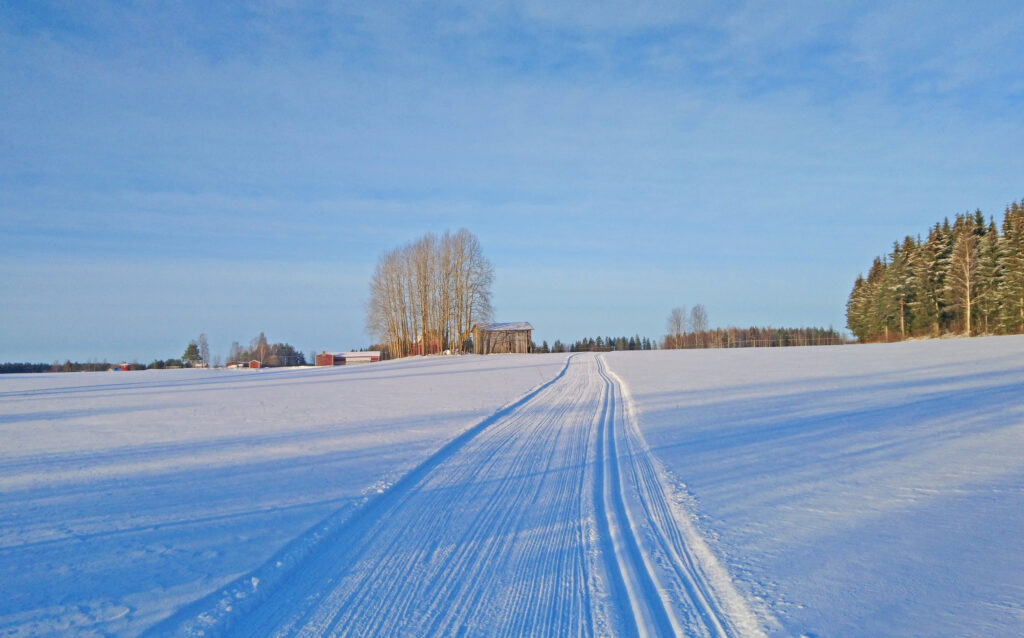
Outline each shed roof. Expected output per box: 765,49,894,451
478,322,533,331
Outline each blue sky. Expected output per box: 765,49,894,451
2,1,1023,362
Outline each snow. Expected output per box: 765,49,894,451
0,356,566,636
605,336,1024,637
1,339,1022,637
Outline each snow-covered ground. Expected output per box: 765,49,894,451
1,339,1022,636
0,356,566,636
607,337,1024,637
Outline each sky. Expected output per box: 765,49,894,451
2,1,1023,363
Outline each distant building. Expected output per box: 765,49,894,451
342,351,381,364
315,351,382,366
249,360,261,369
315,351,339,366
474,322,533,354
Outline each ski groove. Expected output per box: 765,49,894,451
146,353,762,638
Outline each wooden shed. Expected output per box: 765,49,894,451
474,322,534,354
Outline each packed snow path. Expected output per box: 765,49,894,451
151,354,762,637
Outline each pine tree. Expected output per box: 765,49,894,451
866,256,894,340
999,202,1024,333
909,225,945,336
886,240,915,339
183,341,200,366
846,274,869,341
976,218,1002,334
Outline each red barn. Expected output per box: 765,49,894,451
315,352,348,366
249,360,261,369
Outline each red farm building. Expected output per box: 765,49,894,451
315,351,381,366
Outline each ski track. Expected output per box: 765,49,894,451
147,354,760,638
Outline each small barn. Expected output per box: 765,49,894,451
474,322,533,354
315,351,342,366
341,351,381,364
315,351,382,366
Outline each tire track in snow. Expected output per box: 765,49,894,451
147,354,765,637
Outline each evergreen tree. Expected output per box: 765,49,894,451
976,218,1002,334
182,341,200,366
909,225,945,336
887,237,916,339
846,274,870,341
849,199,1024,340
1000,202,1024,333
866,256,894,340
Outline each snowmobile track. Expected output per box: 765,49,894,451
147,354,760,638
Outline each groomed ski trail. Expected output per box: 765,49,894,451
148,353,765,638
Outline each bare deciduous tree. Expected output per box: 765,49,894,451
251,331,273,364
197,333,209,367
947,216,980,335
666,306,687,349
690,304,708,346
367,229,494,358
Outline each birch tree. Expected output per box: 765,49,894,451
690,305,708,345
198,333,210,367
946,214,980,335
666,306,686,349
367,229,494,358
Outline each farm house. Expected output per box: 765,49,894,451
473,322,533,354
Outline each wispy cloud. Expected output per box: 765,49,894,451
2,1,1023,359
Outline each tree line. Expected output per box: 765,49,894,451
2,359,185,373
1,331,308,373
367,229,494,358
539,336,656,352
1,361,117,373
665,326,844,348
227,332,307,367
846,200,1024,341
663,304,842,348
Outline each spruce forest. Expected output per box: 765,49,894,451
846,199,1024,341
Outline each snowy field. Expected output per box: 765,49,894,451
607,337,1024,637
1,339,1022,636
0,356,566,636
